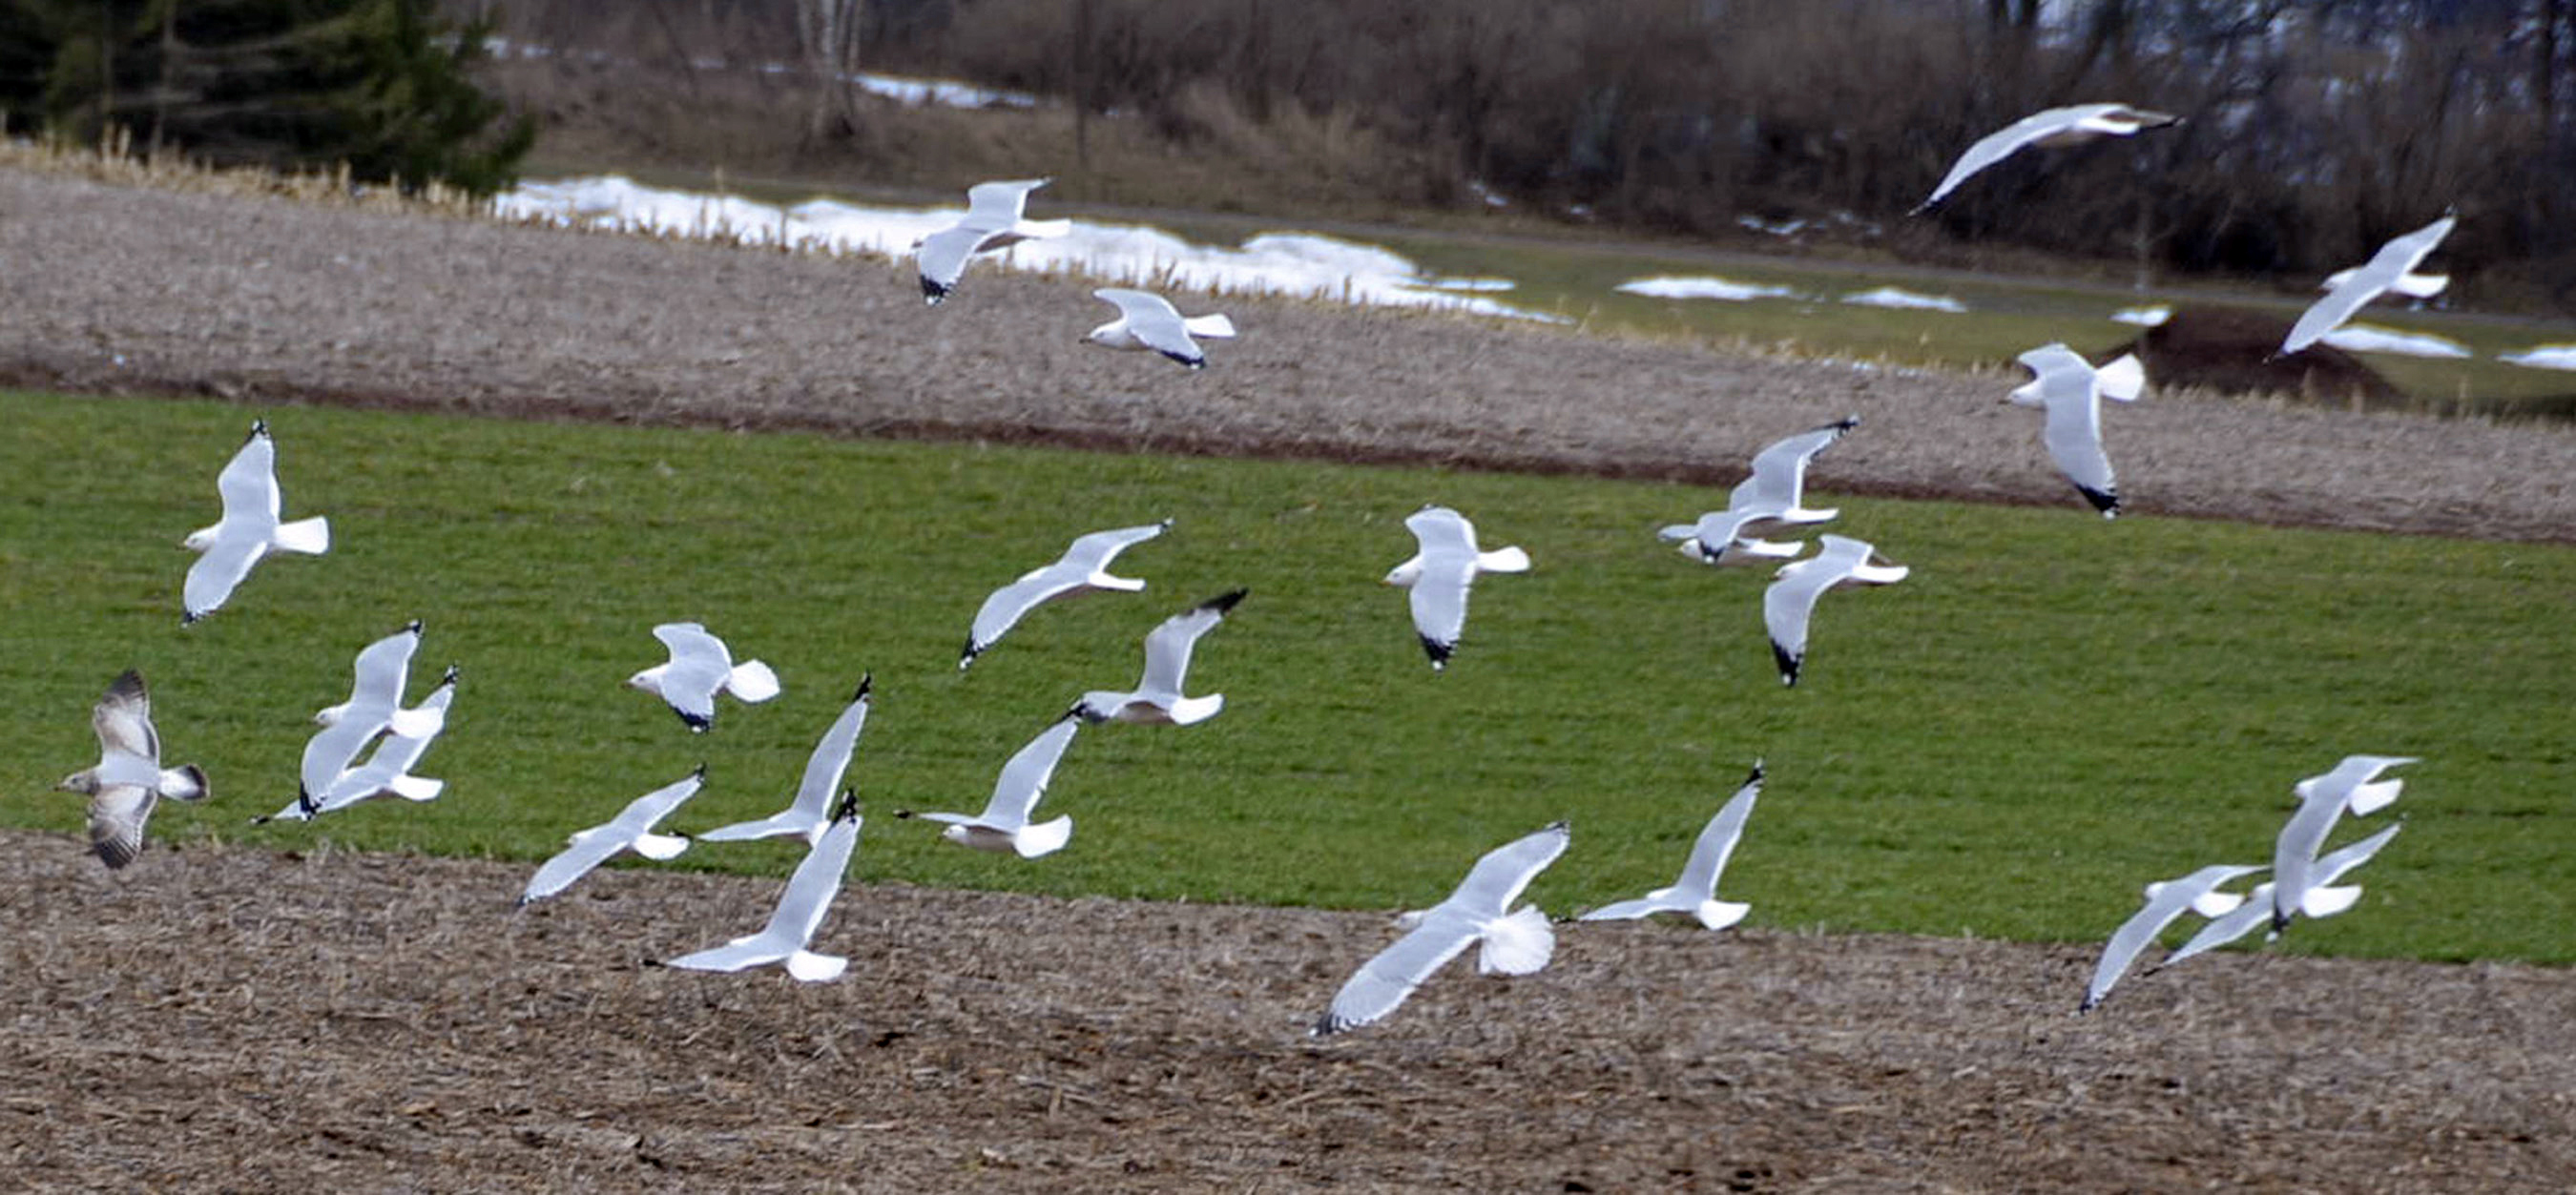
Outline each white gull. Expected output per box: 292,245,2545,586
1313,821,1570,1037
629,622,780,732
181,419,330,625
1070,589,1247,726
896,714,1082,858
2280,214,2455,357
665,790,864,981
961,520,1171,670
1579,762,1765,930
1764,534,1908,687
519,766,708,906
2008,343,2146,518
1385,505,1530,670
698,675,872,844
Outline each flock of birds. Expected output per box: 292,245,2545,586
46,100,2449,1034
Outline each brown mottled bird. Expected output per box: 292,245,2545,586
55,670,210,869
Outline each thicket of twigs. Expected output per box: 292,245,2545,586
460,0,2576,309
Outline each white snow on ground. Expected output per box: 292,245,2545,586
1840,286,1967,313
2319,324,2472,358
2498,345,2576,371
2111,305,2172,326
1616,276,1799,301
495,175,1561,319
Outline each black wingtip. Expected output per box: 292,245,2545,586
404,618,424,634
831,787,861,823
1199,587,1249,615
678,710,713,732
2076,485,2121,517
441,663,461,687
690,762,710,778
854,672,874,701
1419,635,1455,670
1771,641,1802,687
1829,414,1861,432
1164,351,1207,370
248,418,270,439
1742,760,1766,789
919,276,950,304
958,638,983,670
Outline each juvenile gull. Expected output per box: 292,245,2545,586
665,790,864,981
1385,505,1530,670
2271,754,2413,933
2162,824,2403,967
1579,763,1765,930
629,622,781,732
961,521,1171,670
1083,288,1237,369
2008,343,2147,517
1313,821,1570,1037
181,419,330,625
914,177,1070,304
287,621,442,820
697,675,872,844
1658,417,1857,564
896,714,1081,858
2079,862,2264,1013
1913,103,2182,214
519,766,707,906
1764,534,1908,687
2280,214,2455,357
1070,589,1247,725
55,670,210,870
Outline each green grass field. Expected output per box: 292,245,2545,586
4,388,2568,963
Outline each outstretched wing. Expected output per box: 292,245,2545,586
1138,589,1246,695
1314,914,1481,1036
981,716,1080,830
1672,767,1763,897
1444,822,1571,919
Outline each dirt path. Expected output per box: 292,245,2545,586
5,166,2574,544
2,830,2569,1192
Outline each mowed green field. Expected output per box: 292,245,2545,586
3,388,2568,962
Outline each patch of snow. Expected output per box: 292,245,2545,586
2318,324,2471,358
1423,277,1517,293
1840,286,1966,313
1466,179,1511,209
1736,215,1809,237
2499,344,2576,371
849,72,1038,110
2110,305,2172,327
1615,276,1798,302
496,175,1556,320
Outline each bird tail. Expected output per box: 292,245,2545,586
386,703,447,740
1476,905,1557,976
784,950,850,982
2097,354,2148,402
2390,272,2448,299
1166,694,1225,726
1694,899,1753,932
1014,217,1073,240
1012,815,1074,858
272,516,331,555
1477,546,1532,573
2346,778,2404,816
2299,884,2364,918
388,774,445,802
725,660,782,703
1183,314,1237,340
165,764,211,802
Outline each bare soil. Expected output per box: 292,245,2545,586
4,165,2574,1192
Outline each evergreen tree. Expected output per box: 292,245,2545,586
1,0,533,197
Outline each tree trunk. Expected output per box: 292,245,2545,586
797,0,861,145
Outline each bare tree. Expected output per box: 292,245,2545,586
797,0,862,142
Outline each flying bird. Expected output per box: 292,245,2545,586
2008,344,2147,517
1313,821,1570,1037
961,521,1171,670
1763,534,1909,687
2079,862,2264,1013
1385,505,1530,670
181,419,330,625
2278,213,2456,357
629,622,780,732
1578,762,1765,930
289,621,443,819
519,767,708,906
264,663,458,823
1070,589,1247,725
698,675,873,845
914,177,1070,304
1914,103,2182,214
1658,417,1858,564
2271,754,2413,934
897,714,1082,858
665,789,865,981
2160,824,2403,968
56,670,210,870
1082,288,1237,368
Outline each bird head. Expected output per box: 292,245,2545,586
56,771,97,794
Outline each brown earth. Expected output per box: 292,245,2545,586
4,163,2575,1192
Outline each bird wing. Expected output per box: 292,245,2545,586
181,532,266,623
961,178,1046,230
614,769,708,834
1444,822,1572,919
1094,289,1203,362
215,422,282,525
1061,521,1171,574
520,830,633,903
1733,418,1856,512
1576,896,1678,922
1763,558,1841,682
1137,590,1244,696
915,226,988,299
1406,556,1476,666
982,716,1079,829
966,569,1082,660
91,670,159,765
1918,108,2079,211
300,717,386,801
754,804,863,945
345,623,426,716
664,934,791,974
2037,379,2118,502
2280,275,2379,355
1315,913,1483,1035
87,784,158,870
1402,505,1479,557
1672,768,1764,898
2086,888,2192,1010
2368,214,2457,278
790,679,872,816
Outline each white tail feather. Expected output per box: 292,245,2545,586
1478,546,1532,573
2390,272,2448,298
632,832,691,861
784,950,850,982
2096,354,2147,402
386,705,447,739
2189,890,2247,918
272,516,331,555
2300,883,2363,918
1012,815,1074,858
725,659,782,703
1694,900,1752,931
388,774,445,802
2346,778,2403,816
1476,905,1557,976
1183,314,1237,340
